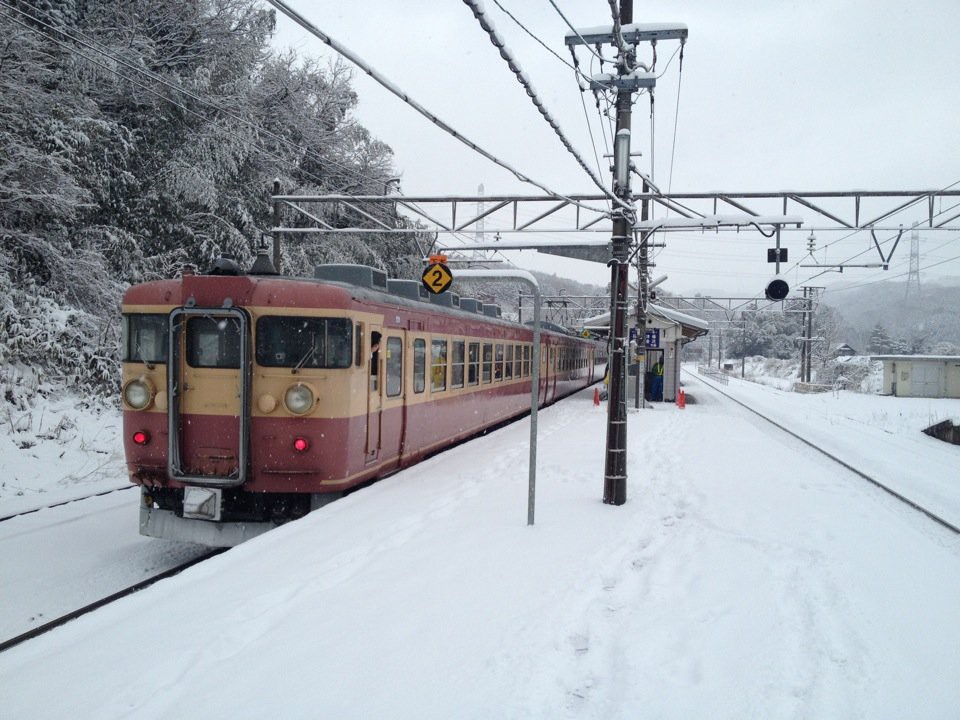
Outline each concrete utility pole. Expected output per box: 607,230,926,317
563,6,685,506
602,0,635,506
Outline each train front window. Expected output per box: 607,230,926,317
256,317,352,369
186,316,241,369
123,314,168,364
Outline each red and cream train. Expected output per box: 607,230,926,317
121,256,606,546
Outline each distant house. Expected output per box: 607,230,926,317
834,343,857,357
871,355,960,398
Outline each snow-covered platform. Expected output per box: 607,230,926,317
1,375,958,718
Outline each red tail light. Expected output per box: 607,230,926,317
293,437,309,453
132,430,150,446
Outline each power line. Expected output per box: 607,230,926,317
462,0,623,206
666,45,684,195
265,0,612,216
793,197,960,287
490,0,591,86
493,0,603,188
824,252,960,293
545,0,607,66
788,182,960,275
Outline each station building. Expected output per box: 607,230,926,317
583,304,709,402
871,355,960,399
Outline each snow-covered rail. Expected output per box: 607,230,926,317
0,485,135,524
691,370,960,536
0,549,224,654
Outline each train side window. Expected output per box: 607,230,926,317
467,342,479,385
482,343,493,383
123,314,168,364
431,338,447,392
451,340,465,388
256,316,352,369
386,337,403,397
513,344,522,378
370,331,382,392
355,323,363,367
494,344,504,381
413,339,426,393
505,345,513,379
523,345,530,377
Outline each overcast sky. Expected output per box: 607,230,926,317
270,0,960,298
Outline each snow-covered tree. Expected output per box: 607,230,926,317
0,0,421,398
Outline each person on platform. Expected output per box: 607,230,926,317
651,358,664,401
370,331,382,391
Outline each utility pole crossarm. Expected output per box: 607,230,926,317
565,23,689,46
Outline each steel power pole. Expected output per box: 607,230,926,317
603,0,635,506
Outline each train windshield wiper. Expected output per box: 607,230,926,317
292,343,317,373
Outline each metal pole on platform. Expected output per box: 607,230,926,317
452,269,541,526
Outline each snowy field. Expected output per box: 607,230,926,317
1,372,959,718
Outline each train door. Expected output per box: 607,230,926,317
168,307,250,486
366,325,383,463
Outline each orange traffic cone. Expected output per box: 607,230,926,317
594,387,600,406
677,388,686,409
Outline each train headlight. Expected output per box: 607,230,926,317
123,378,155,410
284,384,315,415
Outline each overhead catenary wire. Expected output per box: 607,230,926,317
490,0,592,87
484,0,608,201
264,0,613,216
545,0,607,66
781,179,960,280
788,194,960,287
461,0,626,209
823,252,960,294
0,0,394,213
667,45,684,195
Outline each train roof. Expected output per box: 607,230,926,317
124,259,594,342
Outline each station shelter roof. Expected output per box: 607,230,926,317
581,303,709,342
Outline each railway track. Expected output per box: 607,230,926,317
690,369,960,537
0,549,225,654
0,485,135,523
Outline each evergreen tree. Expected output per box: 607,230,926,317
868,323,891,353
0,0,423,397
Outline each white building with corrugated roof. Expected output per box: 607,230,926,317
871,355,960,398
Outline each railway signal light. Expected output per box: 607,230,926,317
765,277,790,301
